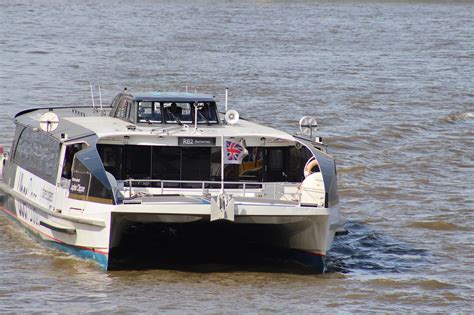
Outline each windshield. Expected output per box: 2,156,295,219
163,102,218,124
138,101,162,123
163,102,192,124
135,101,218,124
195,102,218,123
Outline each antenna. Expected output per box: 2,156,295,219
186,85,188,93
98,85,103,110
225,88,228,112
89,82,95,109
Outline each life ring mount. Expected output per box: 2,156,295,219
304,158,319,178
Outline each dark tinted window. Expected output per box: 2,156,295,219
98,144,212,184
123,145,151,179
61,143,86,179
265,148,287,181
99,144,123,180
152,146,180,180
13,126,61,184
287,146,313,182
181,147,211,181
95,144,309,185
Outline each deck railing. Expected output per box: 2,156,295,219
119,179,302,202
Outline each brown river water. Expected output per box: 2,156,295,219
0,0,473,312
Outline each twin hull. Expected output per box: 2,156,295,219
0,166,339,272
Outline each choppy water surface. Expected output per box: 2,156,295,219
0,0,473,312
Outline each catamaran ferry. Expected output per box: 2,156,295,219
0,88,345,272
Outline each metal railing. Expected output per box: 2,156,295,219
119,178,302,201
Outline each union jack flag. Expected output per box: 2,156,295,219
224,140,248,164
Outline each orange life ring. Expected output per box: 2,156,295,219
304,158,319,178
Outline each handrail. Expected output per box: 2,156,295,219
119,178,304,201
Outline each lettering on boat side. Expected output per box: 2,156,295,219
15,200,40,226
14,168,55,208
41,187,54,203
178,137,216,146
69,173,91,195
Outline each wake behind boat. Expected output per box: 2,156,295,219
0,88,345,272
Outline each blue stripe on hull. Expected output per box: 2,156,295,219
47,241,108,270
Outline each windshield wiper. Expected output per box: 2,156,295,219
197,110,211,125
165,108,182,125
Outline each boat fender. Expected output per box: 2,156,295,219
304,158,319,178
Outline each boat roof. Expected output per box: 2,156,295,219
14,105,294,144
132,92,215,103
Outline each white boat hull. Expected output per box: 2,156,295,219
1,180,343,272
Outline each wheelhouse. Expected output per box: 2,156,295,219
109,91,219,125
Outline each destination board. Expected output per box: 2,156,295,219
178,137,216,146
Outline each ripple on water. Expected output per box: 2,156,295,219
327,221,429,274
26,50,50,55
337,164,368,174
366,277,455,290
440,111,474,123
407,221,469,231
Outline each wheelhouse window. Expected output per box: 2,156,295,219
116,98,132,120
163,102,192,124
137,101,162,123
134,101,218,125
161,102,218,124
195,102,218,123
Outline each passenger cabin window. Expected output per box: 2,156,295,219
13,126,61,184
137,101,162,123
96,144,313,187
